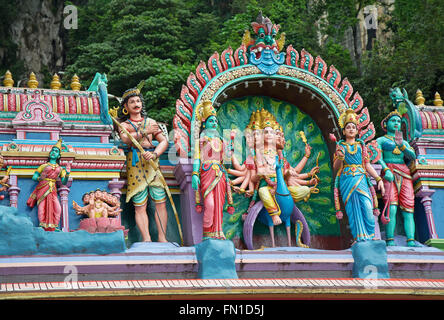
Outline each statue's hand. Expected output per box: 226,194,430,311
383,169,394,182
65,162,71,174
335,145,345,159
310,166,320,177
309,178,317,186
192,175,200,190
142,151,155,161
142,122,160,136
377,179,385,197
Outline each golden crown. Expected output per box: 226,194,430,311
338,109,359,129
196,100,217,122
381,110,402,131
53,139,63,151
247,108,280,131
122,88,140,101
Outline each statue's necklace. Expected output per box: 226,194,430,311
344,141,359,155
384,135,402,155
263,149,276,168
205,136,222,152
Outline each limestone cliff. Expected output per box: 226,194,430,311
9,0,65,86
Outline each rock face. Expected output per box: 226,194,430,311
0,205,126,256
9,0,65,84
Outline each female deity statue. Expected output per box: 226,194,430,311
333,109,385,244
192,100,234,240
27,139,71,231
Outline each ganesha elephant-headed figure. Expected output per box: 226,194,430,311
230,108,320,248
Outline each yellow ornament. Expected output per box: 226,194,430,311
415,89,425,105
27,72,38,88
196,100,217,122
338,109,359,129
3,70,14,87
50,73,61,90
70,74,81,91
434,92,443,107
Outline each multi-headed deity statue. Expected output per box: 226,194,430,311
230,109,319,247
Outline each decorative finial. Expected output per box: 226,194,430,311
70,74,81,91
3,70,14,87
434,92,443,107
415,89,425,105
50,73,61,90
27,72,38,88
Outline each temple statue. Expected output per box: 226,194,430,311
74,189,125,234
333,109,385,245
377,110,417,246
230,109,319,247
27,139,71,231
192,100,234,240
117,87,169,242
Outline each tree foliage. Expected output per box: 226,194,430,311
3,0,439,127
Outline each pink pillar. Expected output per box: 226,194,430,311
417,187,438,239
8,175,20,208
58,178,72,232
421,196,438,239
108,179,125,225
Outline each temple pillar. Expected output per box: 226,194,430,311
58,178,72,232
8,175,20,208
417,187,438,240
174,157,202,246
108,178,126,225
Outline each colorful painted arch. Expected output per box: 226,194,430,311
173,44,374,158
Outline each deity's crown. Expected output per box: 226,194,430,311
53,139,63,151
381,110,402,132
197,100,217,122
338,109,359,129
122,88,140,101
247,108,280,131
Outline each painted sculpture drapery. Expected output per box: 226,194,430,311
333,109,385,244
377,108,417,246
192,101,234,240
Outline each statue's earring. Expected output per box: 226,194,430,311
122,108,128,115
